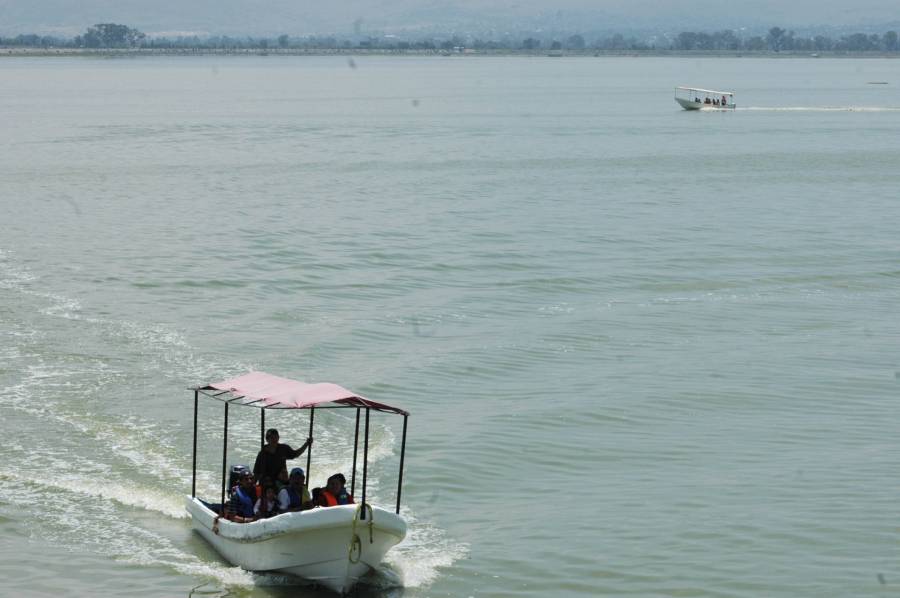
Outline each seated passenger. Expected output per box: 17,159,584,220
275,467,290,490
311,486,326,508
322,473,354,506
229,470,257,522
254,484,279,518
256,474,274,499
277,467,312,512
704,97,711,104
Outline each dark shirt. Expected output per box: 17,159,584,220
253,443,303,483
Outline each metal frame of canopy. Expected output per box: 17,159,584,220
676,86,734,97
189,372,409,520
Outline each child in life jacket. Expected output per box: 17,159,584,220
322,473,354,506
254,484,279,518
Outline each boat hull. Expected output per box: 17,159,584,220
186,496,406,593
675,98,737,110
676,96,704,110
676,97,736,111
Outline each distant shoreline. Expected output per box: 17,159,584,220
2,47,899,59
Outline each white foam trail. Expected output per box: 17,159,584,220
1,468,187,519
2,246,248,385
741,106,900,112
4,465,466,591
0,362,195,485
0,477,250,589
387,510,469,588
0,248,36,288
2,247,464,591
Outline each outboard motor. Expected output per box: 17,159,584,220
228,464,250,496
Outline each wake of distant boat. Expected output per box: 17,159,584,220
740,106,900,112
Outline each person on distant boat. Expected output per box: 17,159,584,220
321,473,354,506
254,484,280,518
278,467,313,512
695,97,701,103
228,470,258,522
705,97,711,104
722,95,728,106
253,428,312,485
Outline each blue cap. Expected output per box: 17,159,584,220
290,467,305,478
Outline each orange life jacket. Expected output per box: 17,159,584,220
322,489,354,506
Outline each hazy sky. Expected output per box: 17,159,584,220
2,0,899,37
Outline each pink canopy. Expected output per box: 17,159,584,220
201,371,407,415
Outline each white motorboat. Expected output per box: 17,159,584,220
186,499,406,593
675,86,736,110
187,371,410,594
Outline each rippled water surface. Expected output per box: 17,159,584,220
2,55,900,597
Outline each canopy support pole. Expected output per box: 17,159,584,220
192,390,198,498
351,407,360,497
396,414,407,514
361,407,370,520
260,409,265,450
305,407,315,488
221,403,229,508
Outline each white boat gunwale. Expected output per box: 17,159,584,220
186,497,407,542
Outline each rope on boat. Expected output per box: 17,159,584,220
348,503,375,563
348,534,362,563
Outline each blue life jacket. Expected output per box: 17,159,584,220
232,486,255,517
286,487,302,509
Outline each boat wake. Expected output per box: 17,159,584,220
387,513,469,589
740,106,900,112
0,247,468,593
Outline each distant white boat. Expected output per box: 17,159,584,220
675,86,736,110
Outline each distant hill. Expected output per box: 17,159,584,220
2,0,899,37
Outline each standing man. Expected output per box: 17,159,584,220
253,428,312,485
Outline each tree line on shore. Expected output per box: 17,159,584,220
3,23,899,53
